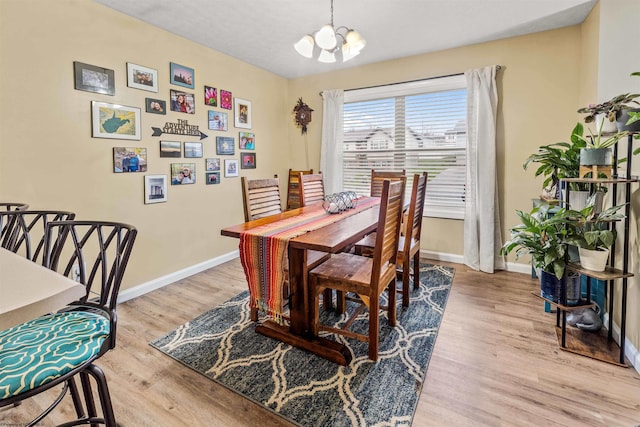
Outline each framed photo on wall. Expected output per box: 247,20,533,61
224,159,239,177
74,61,115,95
239,132,255,150
144,175,168,204
220,90,232,110
92,101,141,140
160,141,181,158
206,158,220,171
216,137,235,155
241,152,256,169
206,172,221,185
171,163,196,185
170,62,194,89
170,90,195,114
234,98,252,129
127,63,158,92
184,142,203,158
205,86,217,106
113,147,147,173
145,98,166,114
208,110,228,131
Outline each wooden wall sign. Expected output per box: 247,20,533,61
152,119,208,140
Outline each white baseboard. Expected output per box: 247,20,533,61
117,250,239,303
419,250,463,264
603,312,640,374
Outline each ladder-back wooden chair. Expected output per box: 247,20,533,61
298,172,325,207
355,173,428,307
370,169,406,197
309,179,405,361
0,220,137,427
286,168,313,210
241,175,283,222
0,210,76,262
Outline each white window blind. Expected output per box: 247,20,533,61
342,75,467,219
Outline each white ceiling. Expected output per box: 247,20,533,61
94,0,597,79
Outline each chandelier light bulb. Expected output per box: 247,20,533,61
315,24,337,50
341,43,360,62
345,30,366,53
318,49,337,63
294,35,315,58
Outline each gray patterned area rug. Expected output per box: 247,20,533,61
150,263,454,427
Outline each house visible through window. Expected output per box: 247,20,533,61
342,75,467,219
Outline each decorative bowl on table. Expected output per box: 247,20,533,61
323,193,347,214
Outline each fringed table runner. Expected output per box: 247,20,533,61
239,197,379,323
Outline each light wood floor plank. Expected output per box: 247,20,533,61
3,259,640,426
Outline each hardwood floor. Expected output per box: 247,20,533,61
3,258,640,426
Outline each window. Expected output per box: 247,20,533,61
342,75,467,219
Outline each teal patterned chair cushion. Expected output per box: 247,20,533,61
0,311,110,399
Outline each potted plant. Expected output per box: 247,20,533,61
523,123,604,211
566,195,626,272
501,203,574,302
573,119,628,179
578,72,640,133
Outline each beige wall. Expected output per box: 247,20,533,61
287,27,584,256
0,0,290,289
2,0,638,359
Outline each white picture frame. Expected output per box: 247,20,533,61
91,101,141,140
234,98,252,129
127,63,158,92
225,159,239,177
144,175,168,204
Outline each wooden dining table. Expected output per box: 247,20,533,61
221,199,381,365
0,248,85,330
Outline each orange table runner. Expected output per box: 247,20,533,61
239,197,379,323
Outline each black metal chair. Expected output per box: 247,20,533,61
0,220,137,426
0,210,76,262
0,202,29,211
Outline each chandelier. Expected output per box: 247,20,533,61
294,0,366,63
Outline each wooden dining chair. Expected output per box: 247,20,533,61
370,169,406,197
0,220,137,427
0,210,76,262
309,179,405,361
298,172,325,207
286,168,313,210
0,202,29,211
355,173,428,307
241,175,282,222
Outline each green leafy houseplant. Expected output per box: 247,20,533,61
500,203,573,280
523,123,587,196
566,196,626,251
574,118,628,149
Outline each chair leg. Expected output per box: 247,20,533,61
68,377,86,419
368,293,379,361
387,280,396,327
402,258,411,308
336,290,345,314
84,364,117,427
413,252,420,290
322,288,333,311
250,306,258,322
79,371,98,424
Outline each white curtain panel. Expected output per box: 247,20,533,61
463,66,506,273
320,89,344,194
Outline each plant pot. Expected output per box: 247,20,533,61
616,108,640,132
579,148,612,167
561,189,604,212
539,269,562,303
596,113,619,134
578,247,609,272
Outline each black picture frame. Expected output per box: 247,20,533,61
145,98,166,115
74,61,115,95
241,152,256,169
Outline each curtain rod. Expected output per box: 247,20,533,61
318,65,502,96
